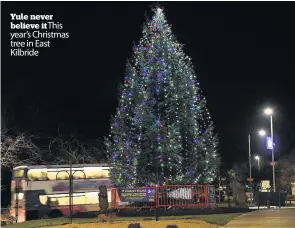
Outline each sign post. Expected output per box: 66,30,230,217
247,178,254,182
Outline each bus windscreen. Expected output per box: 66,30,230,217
13,170,24,178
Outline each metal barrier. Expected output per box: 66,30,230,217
111,184,212,210
158,185,208,207
257,191,286,208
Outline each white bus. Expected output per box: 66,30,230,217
10,164,113,222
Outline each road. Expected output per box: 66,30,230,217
222,209,295,228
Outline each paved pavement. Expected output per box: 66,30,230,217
222,209,295,228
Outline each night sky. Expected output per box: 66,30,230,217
2,1,295,172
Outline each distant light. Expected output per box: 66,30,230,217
258,129,266,136
255,156,260,160
157,8,163,13
264,108,273,116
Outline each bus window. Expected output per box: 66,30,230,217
45,167,110,180
48,171,69,180
13,170,24,178
40,193,89,206
73,172,85,179
84,167,109,179
39,195,48,205
27,169,47,181
47,171,83,180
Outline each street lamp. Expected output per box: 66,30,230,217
264,108,273,116
255,155,260,171
264,107,276,192
258,129,266,136
248,130,265,204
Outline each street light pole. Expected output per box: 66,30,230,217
219,176,221,203
255,156,260,171
270,115,276,192
264,108,276,192
248,130,265,205
248,134,252,180
248,134,253,204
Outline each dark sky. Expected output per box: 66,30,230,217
2,1,295,169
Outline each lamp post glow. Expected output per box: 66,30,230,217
258,129,266,136
264,107,276,192
255,155,260,171
264,108,273,116
248,130,265,204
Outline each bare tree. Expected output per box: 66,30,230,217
278,149,295,195
1,130,106,167
227,162,247,206
1,130,41,191
1,130,41,169
48,135,105,165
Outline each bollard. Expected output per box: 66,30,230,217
278,192,281,208
257,192,260,209
267,191,271,209
155,187,159,221
155,207,159,221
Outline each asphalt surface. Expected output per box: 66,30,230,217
222,209,295,228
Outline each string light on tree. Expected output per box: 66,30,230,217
105,6,220,186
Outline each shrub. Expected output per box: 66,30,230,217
166,225,178,228
97,214,108,222
128,223,141,228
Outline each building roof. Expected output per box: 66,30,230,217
13,164,109,170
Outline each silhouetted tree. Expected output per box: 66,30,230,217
227,162,247,206
48,134,106,164
278,149,295,195
1,130,41,169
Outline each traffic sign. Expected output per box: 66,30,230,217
247,178,254,182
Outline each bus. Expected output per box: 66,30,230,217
10,164,112,222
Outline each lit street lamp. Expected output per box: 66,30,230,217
264,107,276,192
248,130,266,204
264,108,273,116
258,129,266,136
255,155,260,171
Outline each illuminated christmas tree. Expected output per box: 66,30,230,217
105,7,220,186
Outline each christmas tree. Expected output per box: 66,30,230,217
105,7,220,187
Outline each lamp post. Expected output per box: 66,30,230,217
219,176,221,203
248,129,265,204
255,155,260,171
264,108,276,192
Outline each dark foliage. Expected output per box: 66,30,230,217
128,223,141,228
166,225,178,228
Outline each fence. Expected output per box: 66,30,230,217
257,191,286,208
111,184,215,210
